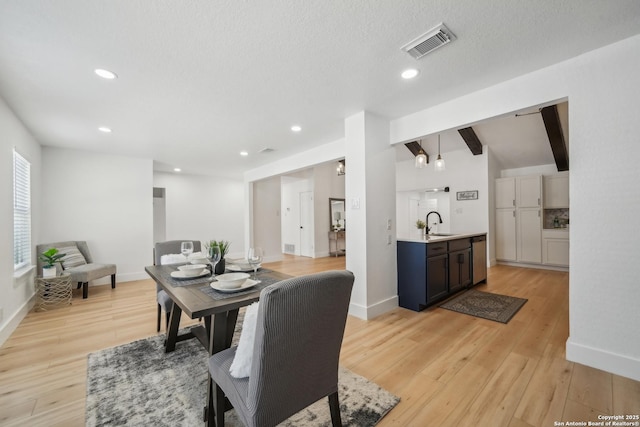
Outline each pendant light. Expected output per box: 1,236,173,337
434,134,445,171
415,140,427,168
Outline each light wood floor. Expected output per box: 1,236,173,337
1,256,638,426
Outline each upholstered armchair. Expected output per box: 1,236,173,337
207,270,354,427
36,241,116,299
153,240,202,332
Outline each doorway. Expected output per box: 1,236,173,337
299,191,314,257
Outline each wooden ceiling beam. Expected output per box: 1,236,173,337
404,141,429,163
540,105,569,171
458,127,483,155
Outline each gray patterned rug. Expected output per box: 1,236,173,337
439,289,527,323
86,331,399,426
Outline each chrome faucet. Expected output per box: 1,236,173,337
425,211,443,234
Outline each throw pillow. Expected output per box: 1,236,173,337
58,245,87,270
229,302,260,378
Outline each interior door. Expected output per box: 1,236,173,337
299,191,314,257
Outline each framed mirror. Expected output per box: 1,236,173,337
329,198,345,230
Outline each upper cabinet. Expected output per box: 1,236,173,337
496,175,542,208
544,172,569,208
495,178,516,208
516,175,542,208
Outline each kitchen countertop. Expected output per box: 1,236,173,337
397,232,486,244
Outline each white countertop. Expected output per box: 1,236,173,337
397,232,486,244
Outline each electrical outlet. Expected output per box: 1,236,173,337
0,308,3,323
387,234,392,245
387,219,392,230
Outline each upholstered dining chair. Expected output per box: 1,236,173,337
153,240,202,332
207,270,354,427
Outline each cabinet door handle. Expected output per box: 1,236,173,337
513,211,515,217
513,199,515,206
457,253,465,264
538,198,540,206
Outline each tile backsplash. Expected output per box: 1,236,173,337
544,208,569,229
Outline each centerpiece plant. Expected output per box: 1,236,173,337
208,240,231,274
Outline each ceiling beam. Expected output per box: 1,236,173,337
540,105,569,171
457,127,483,155
404,141,429,163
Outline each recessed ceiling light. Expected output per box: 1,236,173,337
401,68,419,79
291,125,302,132
94,68,118,80
240,151,248,156
98,126,112,133
173,168,181,172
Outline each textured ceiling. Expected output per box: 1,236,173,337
0,1,639,177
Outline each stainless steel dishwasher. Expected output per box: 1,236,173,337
471,235,487,285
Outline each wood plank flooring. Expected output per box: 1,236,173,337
1,257,638,426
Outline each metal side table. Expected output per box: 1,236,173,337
35,273,72,311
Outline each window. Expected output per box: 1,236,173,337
13,150,31,270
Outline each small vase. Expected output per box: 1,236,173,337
215,258,226,275
43,266,56,278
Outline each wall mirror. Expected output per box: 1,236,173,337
329,198,345,230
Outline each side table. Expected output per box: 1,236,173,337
35,273,72,311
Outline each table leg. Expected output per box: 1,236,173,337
165,304,182,352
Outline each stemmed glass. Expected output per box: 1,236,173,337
247,247,263,281
181,241,194,262
209,245,221,277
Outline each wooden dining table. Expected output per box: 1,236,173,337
144,263,291,425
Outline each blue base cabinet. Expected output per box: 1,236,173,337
397,238,472,312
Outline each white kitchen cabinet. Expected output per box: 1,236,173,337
544,172,569,208
542,229,569,266
495,174,542,264
496,208,517,261
495,178,516,209
518,208,542,263
517,175,542,208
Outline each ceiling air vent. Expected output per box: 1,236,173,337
259,147,275,154
401,23,456,60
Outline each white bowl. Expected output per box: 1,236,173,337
177,264,207,277
216,272,250,289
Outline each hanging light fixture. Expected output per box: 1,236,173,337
434,134,445,171
415,140,427,168
336,159,345,176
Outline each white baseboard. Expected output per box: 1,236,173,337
348,295,398,320
0,294,35,348
497,260,569,272
89,271,151,286
566,337,640,381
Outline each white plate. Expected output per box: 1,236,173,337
171,269,210,279
210,278,259,293
227,263,261,272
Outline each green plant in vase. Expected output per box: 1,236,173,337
39,248,66,277
209,240,230,274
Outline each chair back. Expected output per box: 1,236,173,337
153,240,202,265
247,270,354,426
36,240,93,271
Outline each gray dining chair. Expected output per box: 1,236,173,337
207,270,354,427
153,240,202,332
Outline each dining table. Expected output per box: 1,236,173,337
144,262,291,425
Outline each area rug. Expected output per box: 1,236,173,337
86,331,399,426
439,289,527,323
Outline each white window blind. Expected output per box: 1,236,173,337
13,150,31,270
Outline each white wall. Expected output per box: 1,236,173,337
396,148,490,237
281,173,312,256
390,35,640,381
313,161,345,257
251,176,282,262
0,96,42,346
153,172,245,260
41,147,153,283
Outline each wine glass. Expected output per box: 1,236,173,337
180,241,194,262
209,245,221,277
247,247,263,280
